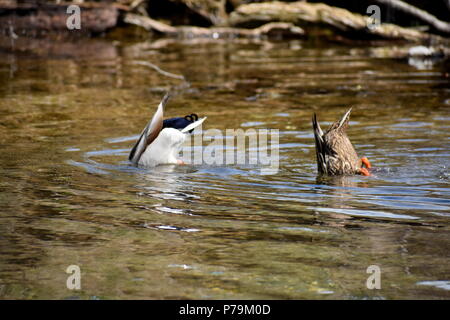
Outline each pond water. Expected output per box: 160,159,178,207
0,34,449,299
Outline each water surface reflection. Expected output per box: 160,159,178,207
0,36,449,299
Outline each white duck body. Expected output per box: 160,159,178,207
129,93,206,167
138,127,186,167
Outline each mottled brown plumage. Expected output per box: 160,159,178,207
312,109,371,176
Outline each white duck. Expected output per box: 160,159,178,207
129,93,206,167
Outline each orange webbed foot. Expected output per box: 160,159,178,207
359,167,371,176
177,159,186,165
361,157,371,169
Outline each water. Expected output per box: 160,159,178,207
0,35,449,299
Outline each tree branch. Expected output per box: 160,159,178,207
130,61,185,80
374,0,450,34
124,13,304,39
445,0,450,12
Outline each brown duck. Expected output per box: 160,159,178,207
312,108,371,176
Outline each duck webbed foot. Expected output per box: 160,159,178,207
358,157,372,176
361,157,371,169
359,167,371,176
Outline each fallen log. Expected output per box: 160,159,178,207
228,1,446,42
123,12,178,34
124,13,305,39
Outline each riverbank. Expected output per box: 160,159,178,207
1,1,449,43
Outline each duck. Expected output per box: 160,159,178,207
312,108,371,176
129,93,206,167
